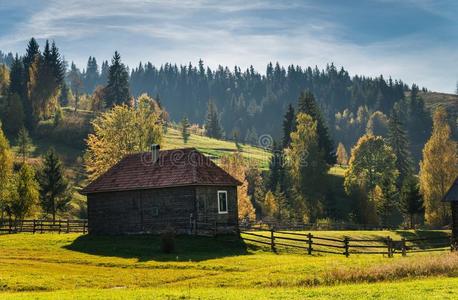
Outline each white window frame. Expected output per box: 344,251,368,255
217,190,228,214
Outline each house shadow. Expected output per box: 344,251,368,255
64,234,251,262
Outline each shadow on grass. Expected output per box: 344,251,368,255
64,234,250,262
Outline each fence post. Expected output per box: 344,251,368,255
401,238,407,257
270,228,276,253
58,220,62,234
343,236,350,257
83,221,86,234
307,233,313,255
32,220,36,234
387,236,393,258
67,219,70,233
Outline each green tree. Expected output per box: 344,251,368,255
282,103,295,148
180,116,190,144
3,93,25,135
0,124,14,220
10,164,39,220
344,134,398,224
288,113,328,222
37,148,72,221
104,51,130,107
400,177,423,228
297,90,336,165
16,127,33,164
419,107,458,226
205,100,223,139
85,97,163,180
387,108,413,187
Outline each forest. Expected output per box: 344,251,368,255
0,38,457,228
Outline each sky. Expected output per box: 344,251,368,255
0,0,457,93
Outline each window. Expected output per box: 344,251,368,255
218,191,228,214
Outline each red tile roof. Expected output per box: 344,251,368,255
80,148,241,194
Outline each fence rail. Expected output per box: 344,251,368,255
239,228,453,257
0,219,88,234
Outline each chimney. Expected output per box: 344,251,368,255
151,144,160,163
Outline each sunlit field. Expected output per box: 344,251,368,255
0,232,456,299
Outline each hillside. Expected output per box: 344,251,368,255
420,91,458,115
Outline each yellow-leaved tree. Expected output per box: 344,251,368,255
0,123,14,219
85,95,163,180
419,107,458,226
219,153,256,222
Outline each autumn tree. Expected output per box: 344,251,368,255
37,148,72,221
419,107,458,226
336,142,348,166
264,191,278,219
366,111,389,137
85,96,163,180
219,153,256,222
344,134,398,224
287,113,328,222
10,164,39,220
0,124,14,220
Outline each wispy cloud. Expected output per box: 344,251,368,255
0,0,456,92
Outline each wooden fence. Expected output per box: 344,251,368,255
240,228,453,257
0,219,88,234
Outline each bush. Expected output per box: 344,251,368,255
160,226,176,254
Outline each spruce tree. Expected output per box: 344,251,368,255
387,108,413,187
205,100,223,139
16,127,32,164
8,55,25,98
297,91,336,165
23,38,39,73
37,148,72,221
180,116,190,144
282,104,295,148
400,177,423,229
104,51,130,107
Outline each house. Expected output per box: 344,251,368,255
443,176,458,246
80,146,241,235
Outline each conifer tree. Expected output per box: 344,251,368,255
297,91,336,165
37,148,72,221
400,177,423,228
104,51,130,107
387,108,413,187
205,100,223,139
8,55,25,98
180,116,190,144
16,127,32,164
282,104,295,148
419,107,458,226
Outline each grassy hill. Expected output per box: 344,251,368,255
0,232,456,299
411,91,458,115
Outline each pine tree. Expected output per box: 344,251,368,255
8,55,25,98
282,104,295,148
400,177,423,228
37,148,72,221
16,127,32,164
297,91,336,165
104,51,130,107
10,164,39,220
180,116,190,144
205,100,223,139
387,108,413,187
419,107,458,226
23,38,39,74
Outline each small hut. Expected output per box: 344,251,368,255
443,177,458,247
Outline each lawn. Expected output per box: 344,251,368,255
0,232,456,299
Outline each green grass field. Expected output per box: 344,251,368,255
0,232,456,299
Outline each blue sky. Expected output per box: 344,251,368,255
0,0,457,92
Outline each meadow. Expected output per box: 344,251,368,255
0,232,456,299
